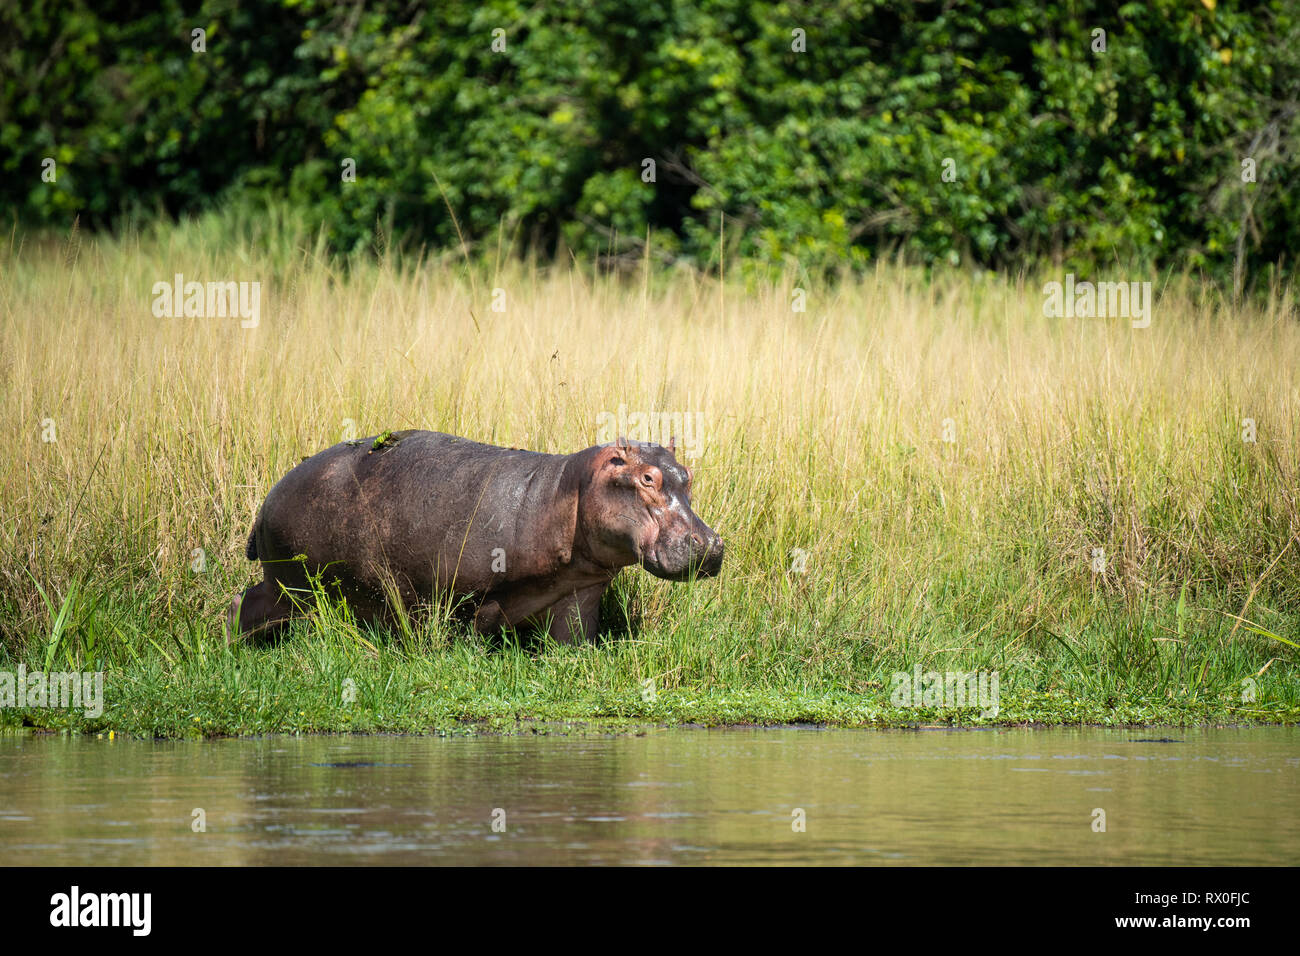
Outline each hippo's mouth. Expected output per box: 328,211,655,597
643,544,724,582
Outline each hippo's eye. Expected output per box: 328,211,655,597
641,473,654,485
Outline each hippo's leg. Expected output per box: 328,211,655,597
226,579,295,645
473,599,508,634
539,583,607,644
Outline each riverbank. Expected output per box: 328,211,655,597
2,218,1297,738
1,627,1296,738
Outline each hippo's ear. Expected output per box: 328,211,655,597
598,442,634,470
612,435,641,463
667,435,677,454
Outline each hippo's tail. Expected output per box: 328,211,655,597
245,526,258,561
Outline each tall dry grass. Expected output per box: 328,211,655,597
1,209,1297,709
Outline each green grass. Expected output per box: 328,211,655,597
2,574,1296,737
1,208,1298,736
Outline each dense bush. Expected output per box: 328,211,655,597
3,0,1297,279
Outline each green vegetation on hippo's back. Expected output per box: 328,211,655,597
343,429,402,452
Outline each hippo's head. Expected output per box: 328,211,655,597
580,437,724,581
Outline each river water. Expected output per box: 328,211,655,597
1,727,1295,865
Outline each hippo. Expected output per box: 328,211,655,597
226,430,724,644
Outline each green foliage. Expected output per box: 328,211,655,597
2,1,1298,279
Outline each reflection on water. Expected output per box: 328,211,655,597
0,727,1295,865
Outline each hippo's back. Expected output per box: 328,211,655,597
250,430,583,601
